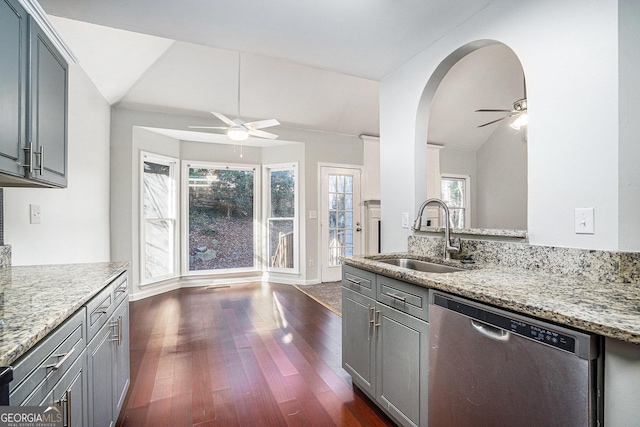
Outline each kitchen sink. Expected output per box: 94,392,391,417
377,258,465,273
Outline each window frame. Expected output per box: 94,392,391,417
181,161,261,276
263,163,299,275
440,173,471,229
139,151,179,286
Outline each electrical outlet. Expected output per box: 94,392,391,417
402,212,410,229
308,259,314,267
575,207,595,234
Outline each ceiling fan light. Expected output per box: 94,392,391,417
510,113,528,130
228,127,249,141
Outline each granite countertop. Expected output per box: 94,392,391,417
344,254,640,345
0,262,129,366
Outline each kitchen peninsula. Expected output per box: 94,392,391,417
0,262,129,426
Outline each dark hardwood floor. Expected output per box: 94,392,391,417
116,282,396,426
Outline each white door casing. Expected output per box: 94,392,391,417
320,166,362,282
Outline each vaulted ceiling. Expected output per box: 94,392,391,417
40,0,509,142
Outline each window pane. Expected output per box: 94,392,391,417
441,178,465,208
329,193,336,210
337,175,345,192
329,175,337,192
143,161,171,218
450,208,465,229
144,220,173,280
188,167,255,271
269,219,294,268
270,170,295,218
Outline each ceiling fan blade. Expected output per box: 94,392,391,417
210,111,235,126
248,129,279,139
245,119,280,130
477,114,517,128
188,126,228,130
475,109,514,113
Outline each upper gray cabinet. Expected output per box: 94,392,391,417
0,0,28,179
0,0,68,188
28,17,68,187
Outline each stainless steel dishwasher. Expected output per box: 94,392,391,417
429,291,602,427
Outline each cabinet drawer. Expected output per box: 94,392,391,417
10,308,85,405
112,273,128,308
343,265,376,298
377,275,429,321
86,284,114,342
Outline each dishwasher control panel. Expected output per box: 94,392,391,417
433,294,576,354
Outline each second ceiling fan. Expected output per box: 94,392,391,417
475,98,528,129
190,53,280,141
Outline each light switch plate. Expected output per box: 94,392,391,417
575,207,594,234
402,212,410,229
30,204,41,224
309,210,317,219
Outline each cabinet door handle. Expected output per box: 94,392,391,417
374,310,381,331
45,347,75,371
56,389,72,427
384,292,406,303
23,143,34,175
110,316,123,346
346,278,361,286
34,145,43,175
367,305,375,339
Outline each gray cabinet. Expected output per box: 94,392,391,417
8,272,130,427
0,0,68,187
27,18,68,187
87,274,130,427
342,265,429,427
0,0,28,179
9,308,88,427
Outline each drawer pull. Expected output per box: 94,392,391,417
385,292,406,303
45,347,75,371
346,278,361,286
93,304,110,315
115,283,127,294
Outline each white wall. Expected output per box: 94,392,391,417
4,65,111,265
475,121,527,230
618,0,640,251
380,0,621,252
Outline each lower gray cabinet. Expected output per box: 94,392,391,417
342,287,375,396
342,267,429,427
22,350,88,427
375,304,428,427
87,295,129,427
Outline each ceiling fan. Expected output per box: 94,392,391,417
475,98,528,129
189,53,280,141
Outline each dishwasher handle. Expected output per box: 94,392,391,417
471,319,510,342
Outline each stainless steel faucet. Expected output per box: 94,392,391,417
413,198,460,260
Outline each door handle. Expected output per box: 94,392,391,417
470,320,510,342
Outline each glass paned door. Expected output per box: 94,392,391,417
321,167,361,282
186,165,257,272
